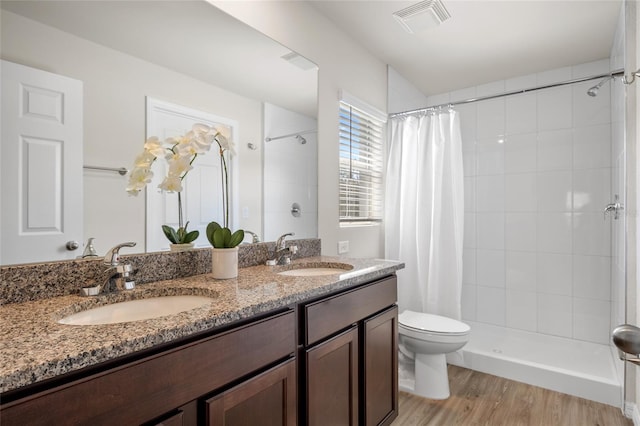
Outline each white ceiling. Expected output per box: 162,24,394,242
1,1,319,117
309,0,622,96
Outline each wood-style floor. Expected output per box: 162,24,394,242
392,365,631,426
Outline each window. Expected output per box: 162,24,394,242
339,99,385,224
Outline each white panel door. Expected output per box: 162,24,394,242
1,60,83,264
145,98,238,252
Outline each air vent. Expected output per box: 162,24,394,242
281,52,317,71
393,0,451,33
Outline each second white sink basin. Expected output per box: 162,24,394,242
278,267,351,277
58,295,215,326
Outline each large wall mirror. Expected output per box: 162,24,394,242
0,1,318,265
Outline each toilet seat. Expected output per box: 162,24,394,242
399,310,470,335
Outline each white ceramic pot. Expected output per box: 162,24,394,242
211,247,239,279
169,243,195,252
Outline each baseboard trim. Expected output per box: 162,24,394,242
624,401,640,425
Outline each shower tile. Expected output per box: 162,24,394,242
476,138,504,175
537,293,572,338
505,173,537,212
537,213,573,254
476,249,505,288
537,129,572,171
571,59,610,78
573,82,610,127
537,86,572,131
572,298,610,344
573,212,611,256
426,92,450,107
505,133,537,174
537,67,572,85
461,284,477,321
477,286,506,326
572,168,611,212
537,171,572,212
476,175,504,212
505,251,537,292
463,249,476,285
451,86,476,103
463,149,477,176
458,103,477,148
464,212,476,248
573,255,611,301
464,177,476,211
537,253,572,296
506,289,537,331
506,94,537,136
477,98,505,140
477,213,505,250
505,213,537,251
573,124,611,169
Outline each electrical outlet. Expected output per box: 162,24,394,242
338,240,349,254
241,207,249,219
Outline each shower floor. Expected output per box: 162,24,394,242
446,321,623,407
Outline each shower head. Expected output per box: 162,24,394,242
587,75,613,97
295,135,307,144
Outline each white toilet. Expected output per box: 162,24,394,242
398,310,470,399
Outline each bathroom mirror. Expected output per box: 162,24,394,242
0,1,318,265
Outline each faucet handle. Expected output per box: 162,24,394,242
276,232,295,249
104,242,136,266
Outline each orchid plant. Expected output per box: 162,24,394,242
126,123,233,245
206,129,244,248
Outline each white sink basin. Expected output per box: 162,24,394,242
278,267,351,277
58,295,215,325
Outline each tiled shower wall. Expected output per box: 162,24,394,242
426,60,615,345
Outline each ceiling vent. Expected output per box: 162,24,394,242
281,52,317,71
393,0,451,33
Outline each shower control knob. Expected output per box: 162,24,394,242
66,240,80,251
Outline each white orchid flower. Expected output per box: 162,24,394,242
210,126,235,155
144,136,165,158
126,167,153,195
192,123,211,135
158,175,183,193
167,154,193,178
134,150,156,168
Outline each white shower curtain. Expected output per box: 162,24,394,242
385,110,464,320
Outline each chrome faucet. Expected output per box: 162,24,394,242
266,233,298,266
81,242,137,296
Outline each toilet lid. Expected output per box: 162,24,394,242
399,310,470,334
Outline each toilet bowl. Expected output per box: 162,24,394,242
398,310,470,399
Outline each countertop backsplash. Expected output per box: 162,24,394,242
0,239,321,305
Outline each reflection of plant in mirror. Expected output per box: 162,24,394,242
162,221,199,244
126,123,230,244
206,222,244,248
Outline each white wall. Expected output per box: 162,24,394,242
387,66,429,114
425,60,615,345
1,10,263,256
263,103,318,241
213,1,388,258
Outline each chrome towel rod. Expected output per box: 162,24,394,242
390,68,640,118
265,129,316,142
83,165,128,176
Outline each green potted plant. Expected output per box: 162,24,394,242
162,221,199,252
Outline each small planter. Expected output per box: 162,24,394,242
169,243,195,252
211,247,239,279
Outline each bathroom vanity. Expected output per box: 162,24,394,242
0,255,402,425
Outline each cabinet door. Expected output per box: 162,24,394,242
306,326,359,426
206,359,296,426
363,306,398,426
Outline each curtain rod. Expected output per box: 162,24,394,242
389,68,631,118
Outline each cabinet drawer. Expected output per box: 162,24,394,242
305,275,396,346
1,310,295,426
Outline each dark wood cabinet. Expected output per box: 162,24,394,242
1,273,398,426
206,359,297,426
301,275,398,426
363,306,398,426
306,326,359,426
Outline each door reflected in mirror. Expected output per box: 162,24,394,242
0,0,318,265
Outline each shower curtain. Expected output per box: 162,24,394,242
385,110,464,320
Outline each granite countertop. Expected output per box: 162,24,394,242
0,256,403,394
